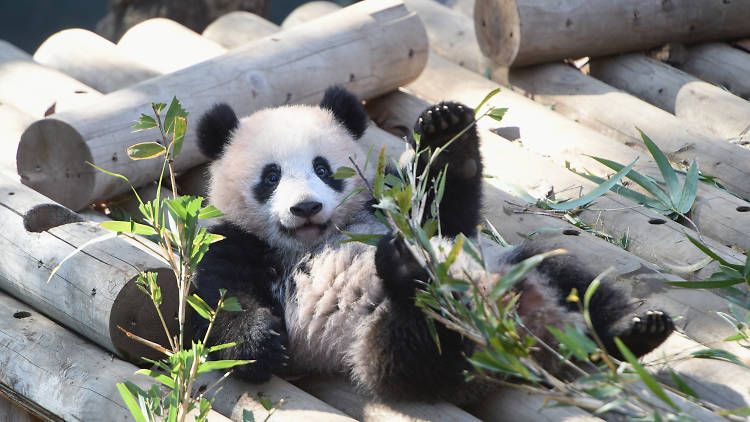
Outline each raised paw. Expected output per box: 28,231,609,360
614,310,674,358
375,233,429,302
214,309,289,383
413,102,476,149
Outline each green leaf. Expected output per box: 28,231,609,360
718,407,750,417
473,88,500,115
332,166,357,180
588,156,671,206
373,147,387,199
685,235,732,267
257,394,274,411
198,204,223,219
187,294,214,320
676,159,698,214
490,250,561,300
221,296,243,312
152,102,167,114
340,231,382,246
208,342,238,353
117,383,148,422
86,161,132,185
133,114,157,131
614,337,679,411
547,325,596,361
666,278,743,289
172,116,187,157
691,348,746,366
549,158,638,210
197,359,252,374
487,107,508,122
100,220,157,236
164,97,188,156
638,129,681,205
134,369,176,389
127,142,166,160
667,368,698,399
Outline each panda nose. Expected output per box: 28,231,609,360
290,201,323,218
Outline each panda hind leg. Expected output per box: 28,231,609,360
413,101,483,238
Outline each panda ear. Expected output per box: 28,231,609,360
319,86,368,140
197,103,239,159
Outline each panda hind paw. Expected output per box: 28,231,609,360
413,101,476,150
615,310,674,358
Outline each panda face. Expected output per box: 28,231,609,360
208,105,371,252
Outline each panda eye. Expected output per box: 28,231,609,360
314,164,330,178
264,171,280,185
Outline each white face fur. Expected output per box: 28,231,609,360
208,105,372,253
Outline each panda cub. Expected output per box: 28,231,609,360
192,86,674,402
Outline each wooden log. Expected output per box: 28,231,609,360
434,0,474,17
0,393,42,422
0,174,178,361
0,291,233,421
589,53,750,143
294,375,482,421
367,90,745,281
281,2,343,28
0,103,33,175
407,53,750,252
200,374,355,421
403,0,491,72
116,18,226,74
494,63,750,248
676,43,750,100
0,40,102,117
0,291,148,421
736,39,750,53
33,29,159,93
644,332,750,410
202,11,279,49
466,388,602,421
473,0,750,67
16,0,428,211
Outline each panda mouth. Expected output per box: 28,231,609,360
280,221,330,237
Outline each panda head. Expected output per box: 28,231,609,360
197,86,371,252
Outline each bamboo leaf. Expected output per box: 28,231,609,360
473,88,500,115
171,116,188,157
638,129,680,205
685,235,732,267
127,142,166,160
221,296,243,312
667,368,698,399
198,204,223,219
666,279,744,289
677,160,698,214
548,158,637,210
332,166,356,180
487,107,508,122
691,349,746,367
588,155,671,206
134,369,176,389
197,359,253,374
187,294,214,320
132,114,157,131
117,383,148,422
614,337,679,411
100,220,157,236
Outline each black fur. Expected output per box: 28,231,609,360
509,245,674,360
197,103,239,159
190,222,287,382
412,102,483,237
313,156,343,192
253,163,281,204
319,86,368,139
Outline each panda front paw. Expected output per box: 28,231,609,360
375,233,429,303
613,310,674,358
413,102,480,180
215,308,289,383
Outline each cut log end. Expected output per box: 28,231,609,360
474,0,520,66
17,119,94,211
110,266,179,361
23,203,83,232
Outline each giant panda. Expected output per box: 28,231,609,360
191,86,674,403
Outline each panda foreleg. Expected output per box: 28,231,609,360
411,101,483,238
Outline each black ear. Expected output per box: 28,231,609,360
197,103,239,159
319,86,368,139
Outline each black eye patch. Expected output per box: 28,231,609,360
313,156,343,192
253,163,281,203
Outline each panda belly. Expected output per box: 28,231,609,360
283,222,389,374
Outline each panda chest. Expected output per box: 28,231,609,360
283,242,386,371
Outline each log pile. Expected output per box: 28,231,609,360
1,0,750,420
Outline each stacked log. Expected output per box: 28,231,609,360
116,18,226,73
0,104,33,175
33,29,159,93
16,0,428,211
473,0,750,66
202,11,278,49
676,43,750,100
281,1,343,28
589,53,750,142
0,40,102,117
